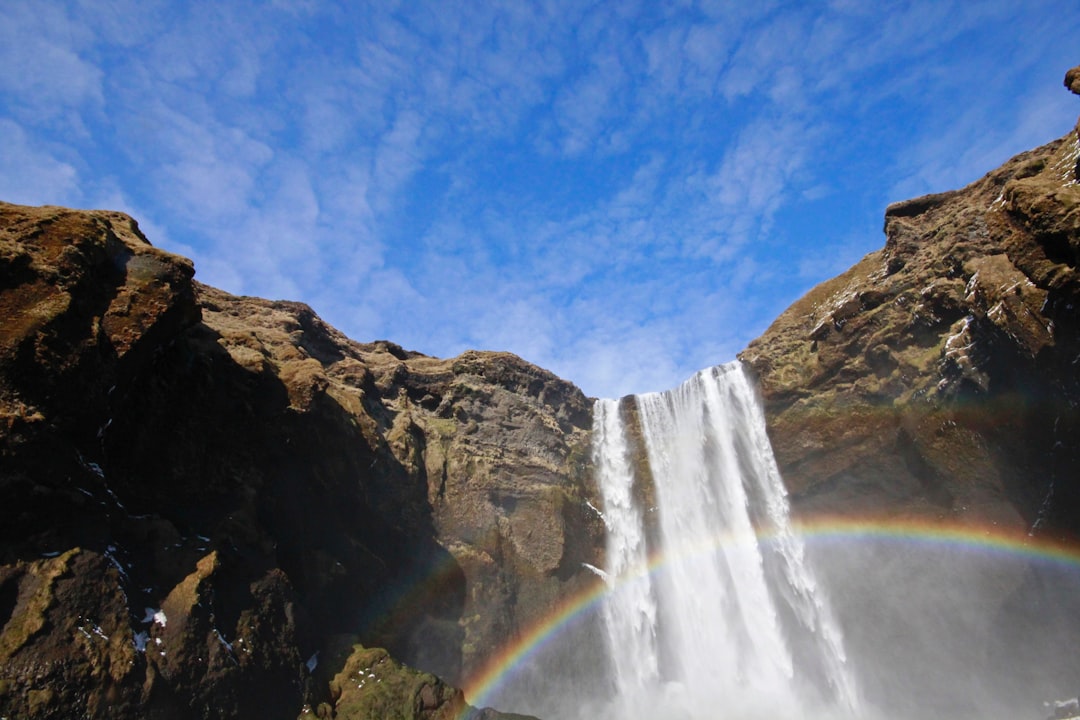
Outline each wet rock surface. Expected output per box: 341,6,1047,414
741,68,1080,537
0,202,601,718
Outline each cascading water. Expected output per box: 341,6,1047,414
593,361,858,719
593,398,660,697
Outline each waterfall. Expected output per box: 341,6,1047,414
593,398,660,696
592,362,858,719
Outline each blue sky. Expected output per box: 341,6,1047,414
2,1,1078,398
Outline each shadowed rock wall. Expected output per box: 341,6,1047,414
0,201,598,719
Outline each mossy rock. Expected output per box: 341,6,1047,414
329,645,466,720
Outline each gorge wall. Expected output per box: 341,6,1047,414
0,201,601,718
0,66,1078,719
741,66,1080,539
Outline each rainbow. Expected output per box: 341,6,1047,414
457,515,1080,715
457,573,608,716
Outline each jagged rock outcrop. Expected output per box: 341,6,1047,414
0,201,602,718
1066,66,1080,97
741,66,1080,538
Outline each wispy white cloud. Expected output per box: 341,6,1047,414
371,111,425,211
0,2,103,130
552,48,629,156
0,119,81,206
3,0,1077,400
701,117,810,249
889,81,1078,202
73,0,167,47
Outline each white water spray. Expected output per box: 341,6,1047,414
593,362,858,718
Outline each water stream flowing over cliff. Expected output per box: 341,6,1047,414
593,362,859,719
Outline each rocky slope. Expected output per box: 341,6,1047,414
0,201,600,718
741,66,1080,538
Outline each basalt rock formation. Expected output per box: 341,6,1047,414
0,201,593,718
741,65,1080,538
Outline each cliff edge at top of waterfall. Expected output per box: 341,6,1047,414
741,65,1080,537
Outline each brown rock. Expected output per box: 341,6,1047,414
741,75,1080,537
1066,65,1080,96
0,549,142,718
322,644,537,720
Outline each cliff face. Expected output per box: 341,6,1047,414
0,201,600,719
741,67,1080,537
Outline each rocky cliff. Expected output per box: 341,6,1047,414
0,201,601,718
741,66,1080,538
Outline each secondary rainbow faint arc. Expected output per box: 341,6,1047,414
456,515,1080,714
791,515,1080,568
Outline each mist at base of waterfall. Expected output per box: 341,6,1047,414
482,542,1080,720
808,537,1080,720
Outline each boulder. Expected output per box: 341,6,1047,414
1066,66,1080,96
